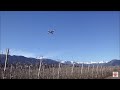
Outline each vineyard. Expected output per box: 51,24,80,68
0,49,120,79
0,63,119,79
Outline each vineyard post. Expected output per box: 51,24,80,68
37,56,43,79
3,48,9,79
71,63,74,76
80,63,84,78
57,62,61,79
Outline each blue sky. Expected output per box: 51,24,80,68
0,11,119,62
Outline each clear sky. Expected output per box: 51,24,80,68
0,11,119,62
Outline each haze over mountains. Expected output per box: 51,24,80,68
0,54,120,66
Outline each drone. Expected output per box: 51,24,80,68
48,30,54,34
48,28,56,34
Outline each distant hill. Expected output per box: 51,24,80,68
106,59,120,66
0,54,59,65
0,54,120,66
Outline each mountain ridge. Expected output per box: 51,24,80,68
0,54,120,66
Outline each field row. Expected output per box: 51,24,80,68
0,64,119,79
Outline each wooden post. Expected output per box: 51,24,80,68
71,63,74,76
92,65,94,78
81,63,84,74
3,48,9,79
52,64,55,79
10,64,13,79
29,65,31,79
42,65,45,79
100,65,103,77
96,64,99,78
87,64,90,78
38,59,42,79
57,63,61,79
80,63,84,78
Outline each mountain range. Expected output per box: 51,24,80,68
0,54,59,65
0,54,120,66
